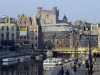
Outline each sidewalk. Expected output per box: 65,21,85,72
75,57,100,75
50,61,87,75
74,66,87,75
50,65,74,75
92,58,100,75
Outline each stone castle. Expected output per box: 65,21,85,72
37,7,68,25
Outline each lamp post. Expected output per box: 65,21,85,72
85,27,93,75
73,28,78,72
52,33,56,47
76,43,78,62
73,29,78,62
88,35,93,75
84,26,93,75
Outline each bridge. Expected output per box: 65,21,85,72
52,48,89,54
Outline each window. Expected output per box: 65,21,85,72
1,33,4,40
7,26,9,31
49,60,52,63
6,32,9,39
24,21,26,24
35,37,37,40
27,26,29,31
2,26,4,31
20,36,23,39
53,61,57,63
17,26,19,31
45,60,48,63
27,35,29,39
20,21,22,24
24,36,26,39
64,39,69,44
12,26,14,31
7,19,9,23
35,31,37,33
20,21,26,24
57,40,59,44
20,36,26,39
17,35,19,39
24,41,29,44
12,33,14,40
1,33,4,37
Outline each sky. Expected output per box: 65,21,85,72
0,0,100,23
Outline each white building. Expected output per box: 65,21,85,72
0,16,17,46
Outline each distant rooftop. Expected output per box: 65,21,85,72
0,16,17,24
42,23,72,32
42,23,70,26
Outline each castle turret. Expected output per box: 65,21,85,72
63,15,67,23
37,7,42,18
52,7,57,15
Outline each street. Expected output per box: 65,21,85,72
50,57,100,75
93,58,100,75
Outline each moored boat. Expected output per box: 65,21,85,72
2,57,18,62
17,55,31,62
43,58,64,70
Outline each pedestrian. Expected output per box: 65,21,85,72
86,62,89,70
70,63,73,69
58,67,64,75
78,62,81,68
95,57,96,61
66,70,70,75
73,64,77,72
92,58,95,63
91,64,93,70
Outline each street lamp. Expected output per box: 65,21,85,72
73,29,78,62
72,28,79,72
88,35,93,75
84,26,93,75
52,33,56,47
76,43,78,62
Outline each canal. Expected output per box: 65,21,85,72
0,59,49,75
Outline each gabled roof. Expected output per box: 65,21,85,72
0,16,17,24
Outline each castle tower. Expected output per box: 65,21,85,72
37,7,59,25
63,15,67,23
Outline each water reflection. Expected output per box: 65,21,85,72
0,60,43,75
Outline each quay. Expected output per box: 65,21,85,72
48,57,100,75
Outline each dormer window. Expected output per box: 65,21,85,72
7,19,9,23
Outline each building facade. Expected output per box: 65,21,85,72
17,14,43,50
42,23,72,49
91,24,98,35
17,14,34,48
36,7,73,49
0,16,17,47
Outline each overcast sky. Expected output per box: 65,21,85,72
0,0,100,23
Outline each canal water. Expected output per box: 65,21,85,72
0,60,49,75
